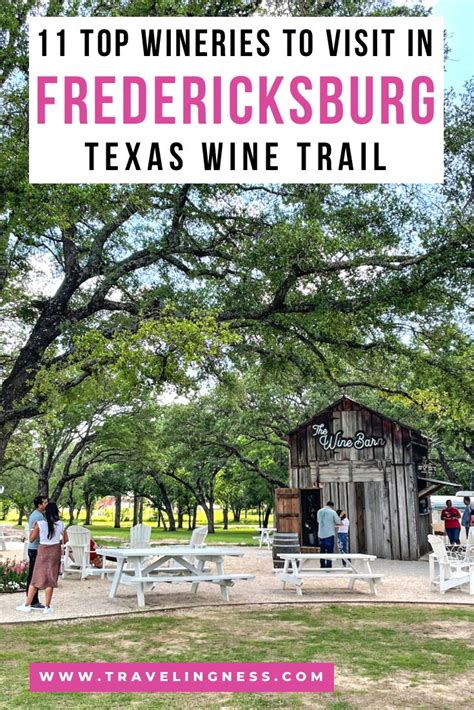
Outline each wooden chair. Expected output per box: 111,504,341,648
427,534,474,595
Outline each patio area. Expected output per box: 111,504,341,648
1,542,473,623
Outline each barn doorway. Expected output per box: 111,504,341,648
274,487,321,550
301,489,321,547
355,482,367,553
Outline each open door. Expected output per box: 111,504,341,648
355,482,367,553
274,488,301,535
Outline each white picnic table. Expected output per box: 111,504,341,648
277,553,384,596
253,527,276,549
96,545,254,607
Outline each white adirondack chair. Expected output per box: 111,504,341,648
428,534,474,595
163,526,209,576
185,526,209,565
189,526,208,549
130,523,152,548
62,525,108,580
0,526,22,550
125,524,153,571
463,526,474,562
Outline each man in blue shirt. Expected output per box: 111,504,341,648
25,495,48,609
317,501,340,568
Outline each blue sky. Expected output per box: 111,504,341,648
424,0,473,92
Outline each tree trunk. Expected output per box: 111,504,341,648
435,446,461,484
160,507,168,531
191,504,197,529
114,494,121,528
51,473,84,502
232,506,241,523
222,506,229,530
133,495,139,526
67,482,75,526
17,505,25,526
37,468,49,498
85,502,92,526
263,504,272,528
202,501,215,534
138,496,144,524
1,502,10,520
0,422,16,479
158,482,176,531
186,504,193,529
177,504,184,529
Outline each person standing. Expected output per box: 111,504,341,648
336,510,350,567
317,501,340,568
440,499,461,545
16,501,68,615
23,496,48,610
461,496,471,542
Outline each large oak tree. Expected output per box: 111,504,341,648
1,0,472,483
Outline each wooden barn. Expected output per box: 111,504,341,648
275,396,432,561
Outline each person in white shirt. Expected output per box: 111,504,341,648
16,501,68,615
336,510,350,567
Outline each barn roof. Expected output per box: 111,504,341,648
288,395,428,441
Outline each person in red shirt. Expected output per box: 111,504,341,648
441,500,461,545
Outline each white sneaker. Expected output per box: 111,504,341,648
16,604,32,613
43,607,54,615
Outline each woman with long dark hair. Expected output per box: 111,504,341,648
16,501,68,615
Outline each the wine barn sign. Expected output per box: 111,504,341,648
312,424,386,451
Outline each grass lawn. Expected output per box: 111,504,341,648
1,521,259,544
86,524,259,545
3,510,268,546
1,604,473,709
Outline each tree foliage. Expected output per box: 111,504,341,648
0,0,472,504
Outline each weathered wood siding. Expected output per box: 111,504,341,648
288,398,429,561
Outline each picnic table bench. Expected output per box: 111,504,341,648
96,546,255,607
277,553,384,596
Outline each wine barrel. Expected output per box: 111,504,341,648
272,532,300,569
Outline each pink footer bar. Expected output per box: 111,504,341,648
30,662,334,693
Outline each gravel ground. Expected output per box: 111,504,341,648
1,542,472,623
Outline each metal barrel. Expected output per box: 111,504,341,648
272,532,300,569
